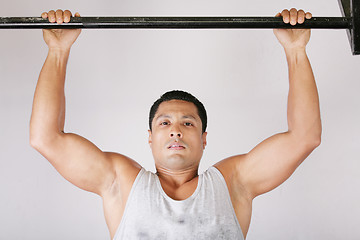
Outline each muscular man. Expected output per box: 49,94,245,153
30,8,321,239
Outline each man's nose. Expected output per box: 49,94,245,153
170,126,182,138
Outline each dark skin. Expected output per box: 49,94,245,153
30,8,320,238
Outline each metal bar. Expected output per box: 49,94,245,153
0,16,351,29
350,0,360,54
339,0,359,55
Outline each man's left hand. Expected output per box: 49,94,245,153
274,8,312,51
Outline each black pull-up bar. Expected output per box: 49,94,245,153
0,0,359,55
0,16,351,29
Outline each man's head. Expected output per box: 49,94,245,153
148,90,208,171
149,90,207,133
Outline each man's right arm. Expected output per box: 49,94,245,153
30,10,141,196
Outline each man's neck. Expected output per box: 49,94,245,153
155,166,199,187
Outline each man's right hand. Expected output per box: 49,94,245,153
41,10,81,51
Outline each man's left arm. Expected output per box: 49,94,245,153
220,9,322,199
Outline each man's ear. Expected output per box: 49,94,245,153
148,130,152,146
202,132,207,149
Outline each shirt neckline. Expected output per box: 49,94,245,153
154,172,203,203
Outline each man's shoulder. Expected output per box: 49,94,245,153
213,154,247,179
107,152,142,170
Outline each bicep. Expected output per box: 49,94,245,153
236,132,317,198
36,132,120,195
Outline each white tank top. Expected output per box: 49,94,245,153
113,166,244,240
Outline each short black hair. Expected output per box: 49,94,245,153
149,90,207,133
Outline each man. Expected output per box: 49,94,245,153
30,8,321,239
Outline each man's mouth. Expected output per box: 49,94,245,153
168,143,185,150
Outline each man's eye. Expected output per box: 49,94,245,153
184,122,193,126
160,122,169,126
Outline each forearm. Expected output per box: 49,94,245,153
285,47,321,143
30,49,70,145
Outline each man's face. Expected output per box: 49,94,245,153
148,100,207,171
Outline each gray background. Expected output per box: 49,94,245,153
1,0,360,239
